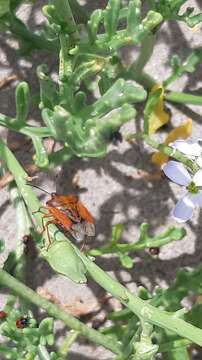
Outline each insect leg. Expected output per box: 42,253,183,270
80,236,86,252
32,206,48,214
40,214,53,233
43,220,59,248
40,215,55,247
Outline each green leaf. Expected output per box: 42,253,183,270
104,0,120,37
185,12,202,27
0,345,18,359
74,91,87,111
31,136,49,168
148,0,202,28
164,49,202,87
137,224,186,248
119,253,133,269
41,241,87,283
77,104,135,157
87,9,103,43
41,108,59,139
85,79,146,119
94,103,136,141
37,65,59,110
50,352,64,360
127,0,141,35
100,324,124,341
49,0,77,35
185,302,202,329
152,265,202,311
39,318,53,335
111,224,123,244
142,10,162,32
133,322,159,360
72,56,106,85
39,318,54,346
0,0,10,17
161,347,190,360
98,72,113,95
0,239,5,253
15,82,29,126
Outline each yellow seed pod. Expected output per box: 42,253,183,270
148,84,170,134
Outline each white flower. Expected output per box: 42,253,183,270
162,160,202,222
171,138,202,167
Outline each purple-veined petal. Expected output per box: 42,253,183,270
172,194,195,223
196,157,202,168
193,169,202,186
171,139,202,157
162,160,191,186
193,192,202,208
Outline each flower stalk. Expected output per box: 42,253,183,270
0,269,121,355
1,138,202,347
141,134,199,173
165,91,202,106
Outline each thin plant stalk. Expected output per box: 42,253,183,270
1,138,202,347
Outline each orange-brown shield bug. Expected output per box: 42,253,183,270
27,184,95,245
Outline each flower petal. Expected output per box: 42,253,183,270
193,169,202,186
171,139,202,157
194,192,202,207
162,160,191,186
172,194,195,223
196,156,202,168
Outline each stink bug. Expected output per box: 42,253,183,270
149,247,160,256
27,184,95,245
0,311,7,319
16,317,29,328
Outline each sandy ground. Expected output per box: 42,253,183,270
0,1,202,359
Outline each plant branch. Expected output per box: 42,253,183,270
0,113,51,138
89,226,185,256
7,14,58,53
58,330,79,357
79,254,202,347
129,34,155,74
165,91,202,106
126,133,199,173
1,139,202,348
0,270,121,356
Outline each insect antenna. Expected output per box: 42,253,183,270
26,183,52,195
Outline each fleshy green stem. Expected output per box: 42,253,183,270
129,34,155,74
1,140,202,348
48,147,73,167
68,0,88,23
123,68,156,90
159,338,191,353
58,330,79,357
165,91,202,106
0,270,121,355
139,134,199,173
60,0,80,40
0,113,51,138
89,226,184,256
79,254,202,347
38,345,51,360
7,14,58,53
